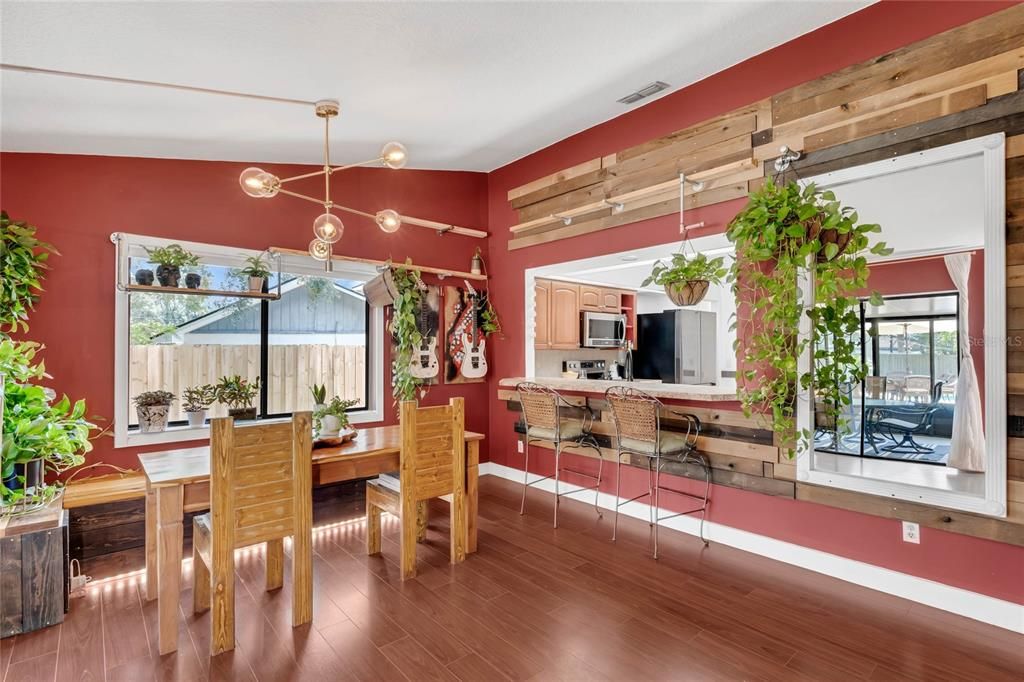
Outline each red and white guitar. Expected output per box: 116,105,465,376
458,281,488,379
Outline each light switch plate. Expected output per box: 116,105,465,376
902,521,920,544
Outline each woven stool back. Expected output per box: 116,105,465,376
604,386,661,445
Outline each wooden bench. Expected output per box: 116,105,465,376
62,472,147,508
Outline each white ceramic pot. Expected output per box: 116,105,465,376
137,405,170,433
186,410,207,427
319,414,342,437
248,276,265,293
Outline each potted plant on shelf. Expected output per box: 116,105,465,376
727,177,891,454
133,390,175,433
2,339,98,510
215,375,260,420
182,384,216,427
1,211,55,335
184,272,202,289
239,254,271,293
144,244,200,288
313,396,359,440
135,268,154,286
642,251,728,306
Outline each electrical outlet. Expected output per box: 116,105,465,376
517,440,524,454
902,521,920,544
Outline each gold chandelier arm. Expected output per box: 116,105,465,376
323,115,331,208
330,204,377,220
329,157,384,172
276,187,325,205
278,169,328,184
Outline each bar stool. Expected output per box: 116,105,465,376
604,386,710,558
516,382,604,528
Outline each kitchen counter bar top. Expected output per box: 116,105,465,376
498,377,738,402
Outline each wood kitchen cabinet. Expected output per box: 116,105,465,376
549,281,580,349
580,285,603,311
534,279,551,348
601,290,621,311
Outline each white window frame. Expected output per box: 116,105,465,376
112,233,384,448
795,134,1007,517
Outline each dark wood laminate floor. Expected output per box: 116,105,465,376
2,475,1022,682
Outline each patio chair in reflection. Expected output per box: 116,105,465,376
903,375,932,402
870,382,944,454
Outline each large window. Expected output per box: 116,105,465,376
115,235,382,446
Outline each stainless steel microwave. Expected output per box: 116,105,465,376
581,311,627,348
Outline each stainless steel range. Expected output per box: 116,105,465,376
563,359,607,380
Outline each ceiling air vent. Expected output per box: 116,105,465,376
617,81,670,105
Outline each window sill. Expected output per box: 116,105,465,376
114,408,383,448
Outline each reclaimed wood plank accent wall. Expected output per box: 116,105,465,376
504,4,1024,545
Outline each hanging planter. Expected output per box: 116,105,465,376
364,268,399,307
642,252,727,307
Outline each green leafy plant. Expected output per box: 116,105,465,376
389,265,425,403
239,254,271,279
2,339,97,507
144,244,199,268
214,375,260,410
182,385,216,412
642,251,728,288
309,383,327,405
481,298,502,337
1,211,56,334
727,178,891,455
313,396,359,433
132,390,175,408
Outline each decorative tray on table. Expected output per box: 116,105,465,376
313,427,358,448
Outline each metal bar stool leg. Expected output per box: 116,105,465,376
612,453,622,542
647,458,655,527
699,454,711,546
553,442,561,529
520,436,529,516
653,455,662,560
593,451,604,518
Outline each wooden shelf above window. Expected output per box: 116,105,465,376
123,284,281,300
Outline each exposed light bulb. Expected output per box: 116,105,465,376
380,142,408,170
375,209,401,233
239,167,279,198
309,238,331,261
313,213,344,243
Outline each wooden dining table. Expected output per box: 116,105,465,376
139,424,483,654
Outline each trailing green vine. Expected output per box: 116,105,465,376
389,264,426,403
727,178,891,455
1,211,56,335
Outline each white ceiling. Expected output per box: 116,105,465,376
0,1,870,171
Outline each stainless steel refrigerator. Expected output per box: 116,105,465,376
634,310,717,384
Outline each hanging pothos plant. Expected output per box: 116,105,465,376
389,264,427,403
726,178,891,455
1,211,57,335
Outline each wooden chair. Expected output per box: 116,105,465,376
864,376,887,400
192,413,313,656
365,398,466,580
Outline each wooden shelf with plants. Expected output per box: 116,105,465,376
123,284,281,300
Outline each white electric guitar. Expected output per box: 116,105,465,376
408,292,440,380
459,281,488,379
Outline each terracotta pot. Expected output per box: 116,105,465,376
156,264,180,287
816,228,852,262
665,280,710,306
136,404,170,433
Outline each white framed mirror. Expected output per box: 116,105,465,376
795,133,1007,517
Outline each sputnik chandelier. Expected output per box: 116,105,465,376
239,99,483,271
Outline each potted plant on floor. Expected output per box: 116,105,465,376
642,251,728,306
144,244,200,288
133,390,175,433
182,384,216,427
214,375,260,420
313,396,359,439
239,254,272,293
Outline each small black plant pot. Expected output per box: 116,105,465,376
185,273,202,289
156,264,181,287
228,407,257,420
135,269,155,286
3,459,44,493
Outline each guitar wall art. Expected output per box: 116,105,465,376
391,284,442,386
443,283,489,384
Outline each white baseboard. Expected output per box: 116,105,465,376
477,462,1024,634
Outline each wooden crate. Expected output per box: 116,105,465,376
0,500,69,638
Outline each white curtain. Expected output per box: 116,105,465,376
944,253,985,472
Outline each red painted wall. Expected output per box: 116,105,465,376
0,152,489,471
483,1,1023,604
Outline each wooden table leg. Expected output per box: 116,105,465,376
467,441,479,553
144,482,157,602
155,484,184,655
416,501,429,542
